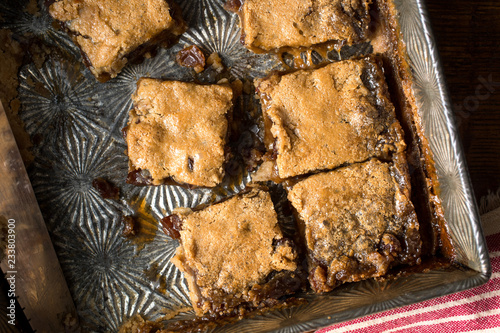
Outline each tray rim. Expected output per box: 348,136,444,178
409,0,491,278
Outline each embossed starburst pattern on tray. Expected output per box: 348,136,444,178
0,0,490,331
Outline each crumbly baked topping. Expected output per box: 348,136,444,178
241,0,370,51
49,0,183,79
117,315,160,333
126,78,233,187
171,189,297,316
257,57,405,179
288,159,420,293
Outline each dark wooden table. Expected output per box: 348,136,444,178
426,0,500,205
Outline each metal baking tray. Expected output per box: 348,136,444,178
0,0,491,331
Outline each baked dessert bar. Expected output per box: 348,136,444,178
256,57,405,180
238,0,370,51
287,158,421,293
168,189,303,317
124,78,233,188
49,0,186,81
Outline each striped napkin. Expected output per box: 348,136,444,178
318,208,500,333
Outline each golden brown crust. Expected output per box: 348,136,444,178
288,158,421,293
257,57,405,179
126,79,233,187
240,0,371,51
49,0,185,80
117,315,160,333
171,189,298,316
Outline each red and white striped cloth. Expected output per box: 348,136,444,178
318,208,500,333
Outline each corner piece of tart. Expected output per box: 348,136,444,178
49,0,186,81
287,158,422,293
168,189,304,317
